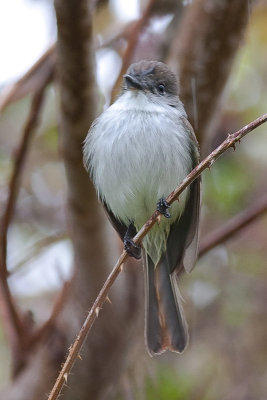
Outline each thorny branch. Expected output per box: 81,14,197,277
48,113,267,400
199,193,267,257
0,69,53,353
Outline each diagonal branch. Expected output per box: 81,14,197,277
10,233,67,276
0,2,123,112
48,113,267,400
199,193,267,257
0,45,55,112
29,279,72,346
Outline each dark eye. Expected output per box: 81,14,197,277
157,84,165,95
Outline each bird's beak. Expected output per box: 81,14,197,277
123,74,143,90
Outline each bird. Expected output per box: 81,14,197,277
83,60,200,356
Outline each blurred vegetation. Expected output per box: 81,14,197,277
0,1,266,399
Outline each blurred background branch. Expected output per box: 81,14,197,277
199,192,267,257
110,0,157,102
168,0,253,149
0,68,53,377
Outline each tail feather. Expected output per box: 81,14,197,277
145,255,188,356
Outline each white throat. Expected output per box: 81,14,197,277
111,90,167,113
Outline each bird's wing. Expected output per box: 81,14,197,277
165,176,200,274
165,117,201,274
102,199,128,241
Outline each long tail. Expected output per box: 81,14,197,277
144,255,188,356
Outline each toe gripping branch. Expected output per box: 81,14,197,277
124,223,141,260
157,197,171,218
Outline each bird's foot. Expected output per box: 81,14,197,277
157,197,171,218
124,223,141,260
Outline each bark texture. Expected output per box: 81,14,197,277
168,0,253,148
54,0,142,398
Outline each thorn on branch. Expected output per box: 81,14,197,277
208,158,215,169
47,113,267,400
156,214,161,224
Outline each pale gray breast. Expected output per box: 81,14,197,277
85,106,192,226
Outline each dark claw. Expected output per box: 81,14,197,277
124,237,141,259
157,197,171,218
124,223,141,260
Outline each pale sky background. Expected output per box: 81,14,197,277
0,0,55,86
0,0,139,87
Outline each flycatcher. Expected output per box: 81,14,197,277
83,60,200,356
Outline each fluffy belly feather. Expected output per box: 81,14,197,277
86,100,192,263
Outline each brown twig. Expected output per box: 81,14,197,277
0,72,52,276
110,0,156,103
199,193,267,257
168,0,253,147
9,233,72,347
0,45,56,112
0,32,121,112
0,69,52,351
29,279,72,346
10,233,67,276
0,11,142,113
48,113,267,400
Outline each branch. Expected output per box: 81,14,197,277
0,44,55,112
0,73,52,276
10,233,67,276
0,7,146,112
54,1,143,399
199,193,267,257
48,113,267,400
110,0,157,103
29,279,72,346
0,70,52,353
168,0,254,146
